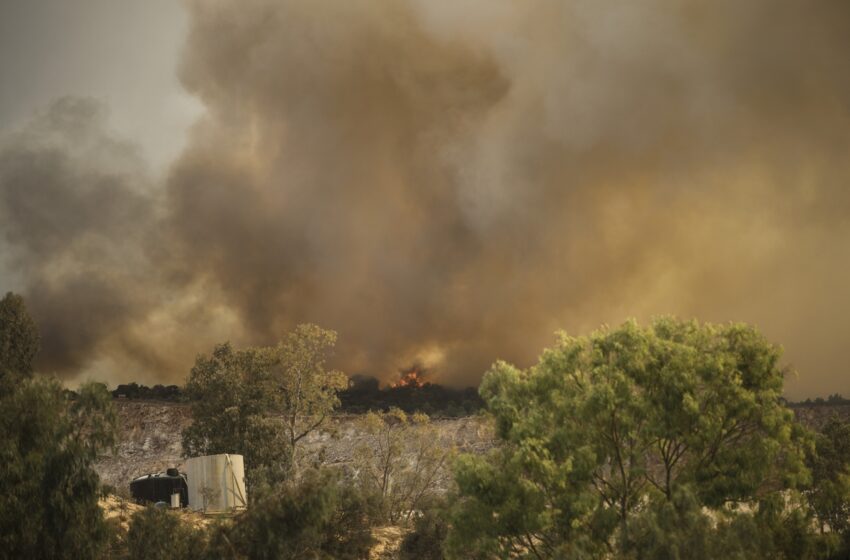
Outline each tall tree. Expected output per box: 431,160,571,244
182,343,289,488
447,318,811,559
0,292,120,557
0,378,118,559
268,324,348,473
0,291,40,390
183,324,347,486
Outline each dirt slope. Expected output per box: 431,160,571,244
97,399,850,493
96,400,495,492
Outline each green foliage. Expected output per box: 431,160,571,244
182,342,289,488
749,493,827,560
447,318,811,559
626,487,831,560
807,416,850,535
0,291,39,390
627,486,720,560
354,408,451,524
399,499,450,560
204,469,377,560
183,324,346,487
125,507,206,560
0,377,117,559
270,324,348,474
447,445,611,559
0,293,119,558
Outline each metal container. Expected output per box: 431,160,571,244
185,454,248,513
130,469,188,506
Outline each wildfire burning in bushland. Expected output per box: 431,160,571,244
391,366,428,389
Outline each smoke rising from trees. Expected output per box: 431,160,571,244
1,0,849,397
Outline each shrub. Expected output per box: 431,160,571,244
399,501,449,560
206,469,377,560
125,507,206,560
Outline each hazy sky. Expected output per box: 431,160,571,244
0,0,200,171
1,0,849,399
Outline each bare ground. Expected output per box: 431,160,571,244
96,400,496,493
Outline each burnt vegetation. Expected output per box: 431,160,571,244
338,371,484,416
112,382,183,402
110,372,484,417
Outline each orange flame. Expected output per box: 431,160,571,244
391,366,427,388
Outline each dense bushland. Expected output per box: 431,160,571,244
5,291,850,559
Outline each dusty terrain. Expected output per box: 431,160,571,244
97,400,850,492
96,400,496,492
99,494,212,532
96,400,494,559
95,400,850,558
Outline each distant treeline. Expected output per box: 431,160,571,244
112,383,183,401
109,381,850,414
337,375,484,416
787,393,850,408
105,383,850,414
111,377,484,416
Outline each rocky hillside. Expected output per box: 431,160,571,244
96,401,192,491
97,400,850,493
96,400,495,492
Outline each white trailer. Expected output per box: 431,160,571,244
185,453,248,513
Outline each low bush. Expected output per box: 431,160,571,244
399,500,449,560
205,469,377,560
125,507,206,560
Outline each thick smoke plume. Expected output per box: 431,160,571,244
1,0,849,397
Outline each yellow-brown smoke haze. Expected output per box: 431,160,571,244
1,0,849,398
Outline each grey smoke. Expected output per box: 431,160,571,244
1,0,849,397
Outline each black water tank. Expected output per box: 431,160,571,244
130,470,189,507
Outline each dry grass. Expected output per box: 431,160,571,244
99,494,214,531
370,525,408,560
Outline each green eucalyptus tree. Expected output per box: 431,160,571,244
183,324,347,486
268,323,348,475
447,318,811,559
182,342,289,487
0,379,118,559
0,291,39,391
0,292,118,558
